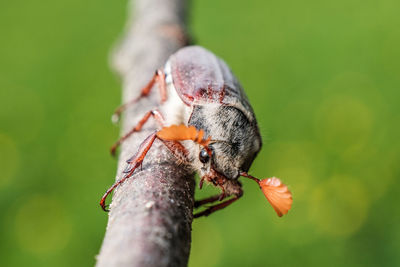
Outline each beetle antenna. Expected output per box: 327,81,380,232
240,172,261,184
240,172,293,217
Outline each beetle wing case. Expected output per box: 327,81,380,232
169,46,256,123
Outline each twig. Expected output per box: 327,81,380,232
96,0,193,266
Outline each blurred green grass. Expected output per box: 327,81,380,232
0,0,399,266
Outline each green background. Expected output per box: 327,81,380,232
1,0,399,266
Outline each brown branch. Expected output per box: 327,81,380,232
96,1,194,266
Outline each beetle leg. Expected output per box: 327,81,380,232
110,109,165,156
156,69,167,103
194,175,226,208
112,70,167,123
101,132,158,211
159,140,190,163
103,124,192,211
194,193,225,208
193,190,243,218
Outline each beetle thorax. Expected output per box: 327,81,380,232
188,104,261,180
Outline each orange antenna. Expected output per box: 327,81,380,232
157,125,211,147
240,172,292,217
259,177,292,217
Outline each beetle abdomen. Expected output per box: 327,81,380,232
161,61,192,126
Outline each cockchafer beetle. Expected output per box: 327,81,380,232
100,46,292,218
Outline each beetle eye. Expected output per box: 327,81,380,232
199,149,210,163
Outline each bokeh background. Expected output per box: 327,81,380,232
1,0,399,266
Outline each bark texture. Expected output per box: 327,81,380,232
96,1,194,266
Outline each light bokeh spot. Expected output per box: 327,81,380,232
15,195,72,254
314,96,373,156
309,175,369,237
260,142,325,200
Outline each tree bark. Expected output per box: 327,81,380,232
96,1,193,266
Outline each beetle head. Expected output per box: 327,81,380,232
190,105,261,181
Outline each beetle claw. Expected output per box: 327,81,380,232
110,145,117,157
123,165,133,173
199,177,205,189
100,199,110,212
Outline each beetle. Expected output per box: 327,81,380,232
100,46,292,218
